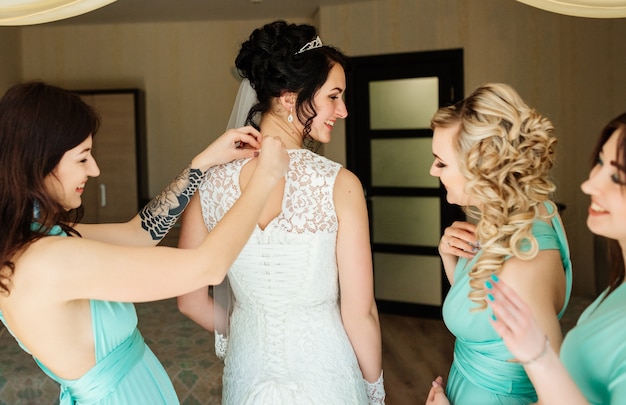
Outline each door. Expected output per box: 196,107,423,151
78,90,148,224
345,49,464,318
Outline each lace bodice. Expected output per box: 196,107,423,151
198,149,368,404
200,149,340,234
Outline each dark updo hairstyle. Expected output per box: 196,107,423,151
235,20,350,148
591,112,626,298
0,81,99,294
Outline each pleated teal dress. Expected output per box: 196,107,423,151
560,283,626,404
443,202,572,404
0,225,179,404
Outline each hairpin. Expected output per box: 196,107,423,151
295,36,323,54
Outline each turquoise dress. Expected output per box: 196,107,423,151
0,225,179,404
443,202,572,405
560,282,626,404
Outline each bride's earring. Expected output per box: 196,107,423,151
287,107,294,123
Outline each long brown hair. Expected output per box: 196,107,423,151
591,112,626,297
0,81,99,295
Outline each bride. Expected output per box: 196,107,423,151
177,20,385,404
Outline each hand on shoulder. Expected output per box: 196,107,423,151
254,136,290,182
191,126,263,171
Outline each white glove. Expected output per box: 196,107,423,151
365,370,385,405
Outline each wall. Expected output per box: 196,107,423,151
17,18,311,198
3,1,626,297
318,0,626,297
0,27,21,94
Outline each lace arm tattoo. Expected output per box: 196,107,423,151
139,165,204,240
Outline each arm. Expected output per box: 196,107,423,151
176,193,216,331
488,279,589,405
334,169,382,383
76,126,263,246
497,249,567,355
438,221,478,284
34,136,288,304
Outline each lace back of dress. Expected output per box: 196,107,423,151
200,151,342,360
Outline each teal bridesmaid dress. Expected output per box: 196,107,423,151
443,202,572,404
0,224,179,404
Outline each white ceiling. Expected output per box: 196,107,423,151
48,0,367,26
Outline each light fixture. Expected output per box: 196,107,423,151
0,0,116,26
516,0,626,18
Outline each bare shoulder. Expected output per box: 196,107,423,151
500,250,566,310
501,249,564,281
334,168,364,197
333,168,366,211
18,234,65,259
16,235,121,287
4,236,82,308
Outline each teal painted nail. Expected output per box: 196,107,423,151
487,293,495,302
491,314,497,321
485,281,493,289
491,274,499,282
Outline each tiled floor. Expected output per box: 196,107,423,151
0,295,593,405
0,299,224,405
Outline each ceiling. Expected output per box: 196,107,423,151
47,0,367,26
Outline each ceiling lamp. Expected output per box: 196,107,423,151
0,0,116,26
516,0,626,18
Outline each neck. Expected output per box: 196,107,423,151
259,112,304,149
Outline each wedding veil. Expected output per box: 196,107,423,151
213,78,258,359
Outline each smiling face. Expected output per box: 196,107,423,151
307,63,348,144
430,123,476,207
581,129,626,243
44,135,100,211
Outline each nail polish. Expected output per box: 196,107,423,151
491,314,497,321
485,281,493,289
487,293,495,302
491,274,499,282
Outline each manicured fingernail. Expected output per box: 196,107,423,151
491,274,499,282
487,293,495,302
485,281,493,289
491,314,497,321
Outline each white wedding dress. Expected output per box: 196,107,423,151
198,149,368,405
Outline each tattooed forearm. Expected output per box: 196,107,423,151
139,165,204,240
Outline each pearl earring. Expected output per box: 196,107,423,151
288,107,294,123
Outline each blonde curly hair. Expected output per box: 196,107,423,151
431,83,557,310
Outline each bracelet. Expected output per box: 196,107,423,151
520,336,550,365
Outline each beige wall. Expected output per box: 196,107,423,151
16,18,311,198
1,0,625,297
0,27,21,94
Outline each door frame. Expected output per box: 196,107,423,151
345,49,465,318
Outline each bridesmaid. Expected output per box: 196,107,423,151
425,83,572,405
487,112,626,405
0,81,288,404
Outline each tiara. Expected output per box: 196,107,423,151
295,36,323,54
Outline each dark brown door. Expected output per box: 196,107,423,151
346,49,464,318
